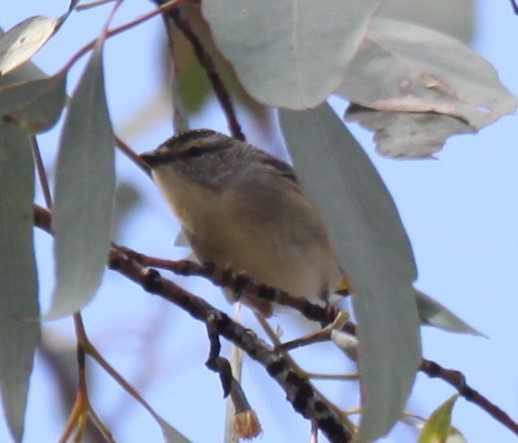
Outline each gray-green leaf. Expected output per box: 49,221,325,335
416,290,483,336
0,74,66,134
49,42,114,317
337,17,517,157
378,0,473,43
280,103,421,443
202,0,379,109
345,104,473,158
0,123,40,442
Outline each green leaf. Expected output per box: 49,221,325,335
202,0,379,109
280,103,421,443
0,74,67,133
0,123,40,442
0,16,59,75
49,42,114,318
419,394,460,443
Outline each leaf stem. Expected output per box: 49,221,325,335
59,0,184,75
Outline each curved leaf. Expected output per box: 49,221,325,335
202,0,379,109
416,290,483,336
280,103,421,443
419,395,460,443
0,123,40,442
337,17,517,131
345,104,474,158
0,16,59,75
49,42,114,318
0,27,47,86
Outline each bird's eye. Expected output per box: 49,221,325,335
187,146,204,157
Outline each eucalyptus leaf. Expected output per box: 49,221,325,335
202,0,379,109
416,290,483,336
0,16,59,75
0,28,47,86
49,42,114,318
378,0,473,43
280,103,421,443
0,74,66,133
337,17,517,139
0,123,40,442
345,104,474,158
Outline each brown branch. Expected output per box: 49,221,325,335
33,205,518,438
112,244,518,438
114,135,150,175
155,1,245,140
33,205,353,443
420,359,518,435
115,246,350,329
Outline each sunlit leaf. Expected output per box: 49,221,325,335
419,394,460,443
0,123,40,442
0,16,59,75
202,0,379,109
0,74,66,133
49,42,114,318
0,28,47,87
280,103,421,443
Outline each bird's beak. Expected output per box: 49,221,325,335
139,151,161,167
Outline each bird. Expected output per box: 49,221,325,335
139,129,347,316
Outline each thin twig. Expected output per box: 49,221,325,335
74,314,170,430
157,2,245,140
59,0,185,75
161,14,189,132
30,135,53,208
75,0,117,11
114,136,150,175
420,359,518,435
38,341,107,443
